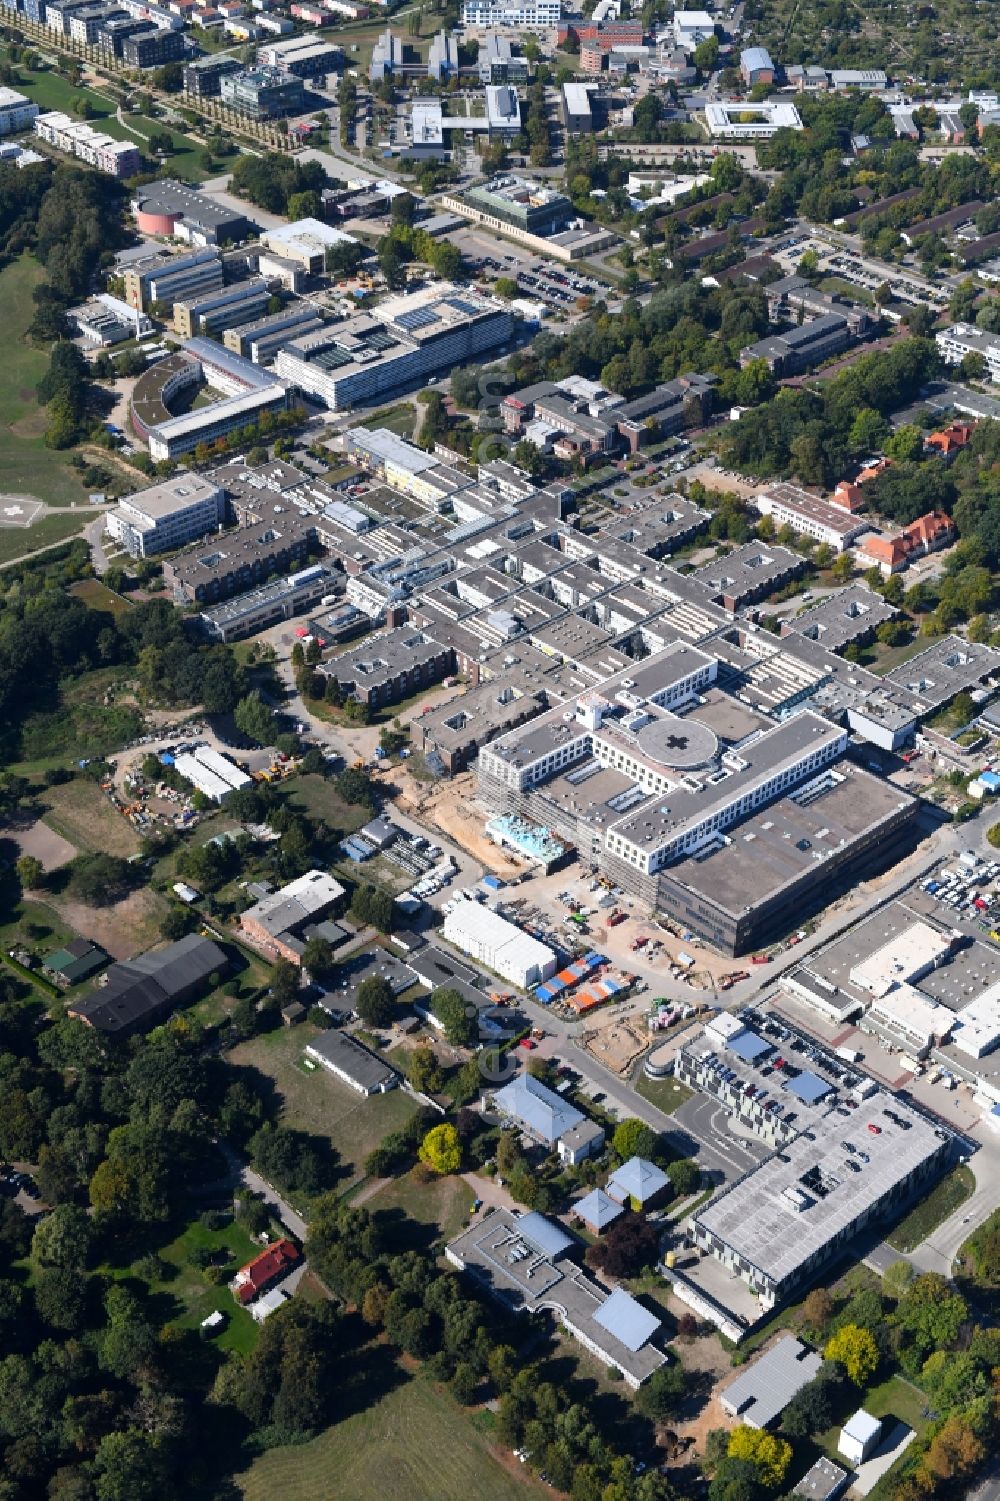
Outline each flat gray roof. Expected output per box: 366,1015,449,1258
447,1209,666,1384
721,1334,823,1427
694,1090,945,1290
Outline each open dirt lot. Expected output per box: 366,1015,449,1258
13,818,77,871
56,887,169,961
42,779,141,858
396,771,524,879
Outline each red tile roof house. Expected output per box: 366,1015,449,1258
232,1238,301,1305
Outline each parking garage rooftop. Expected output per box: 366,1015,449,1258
693,1091,945,1291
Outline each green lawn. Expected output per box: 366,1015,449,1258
5,62,121,124
863,1374,930,1435
365,1167,478,1249
633,1074,694,1116
886,1165,976,1253
0,898,76,959
123,114,213,183
284,772,370,838
235,1369,544,1501
358,403,416,438
227,1025,420,1190
0,258,95,508
0,510,91,564
107,1215,263,1355
69,578,133,616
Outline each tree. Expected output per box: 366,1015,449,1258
301,935,335,983
586,1214,659,1278
418,1122,461,1175
824,1323,879,1385
34,1265,88,1331
406,1045,444,1094
800,1286,834,1333
351,885,394,933
883,1258,915,1298
15,855,43,890
896,1273,968,1357
666,1159,700,1197
612,1118,657,1162
336,767,376,808
636,1357,686,1419
727,1426,792,1489
67,852,137,907
233,691,277,747
355,974,395,1027
31,1203,91,1271
431,987,476,1047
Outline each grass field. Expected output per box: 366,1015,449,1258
284,773,370,838
365,1167,477,1249
42,778,141,858
235,1369,544,1501
123,113,212,183
108,1215,262,1355
633,1074,694,1116
886,1165,976,1253
0,897,76,956
0,259,94,508
358,403,416,438
227,1025,420,1189
0,510,90,564
69,578,133,616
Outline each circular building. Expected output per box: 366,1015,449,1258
635,713,719,771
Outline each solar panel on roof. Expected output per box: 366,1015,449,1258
397,306,439,331
444,296,479,316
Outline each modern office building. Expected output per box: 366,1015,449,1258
443,176,616,259
223,305,324,362
34,111,141,177
689,1090,947,1311
460,0,561,27
478,32,528,83
259,217,358,274
672,9,714,47
428,28,456,79
447,1210,666,1388
0,87,39,136
369,27,398,80
184,53,243,98
220,66,305,119
105,473,225,558
705,99,803,138
753,482,869,553
256,34,340,75
199,564,331,641
122,246,224,312
274,284,513,410
563,82,593,133
131,339,291,461
321,625,454,709
741,312,854,376
173,278,271,338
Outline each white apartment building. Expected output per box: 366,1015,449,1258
34,112,141,178
936,323,1000,382
754,482,869,553
105,474,226,558
0,88,39,136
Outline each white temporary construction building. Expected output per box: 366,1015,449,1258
442,902,556,988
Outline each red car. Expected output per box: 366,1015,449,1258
867,1123,882,1135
